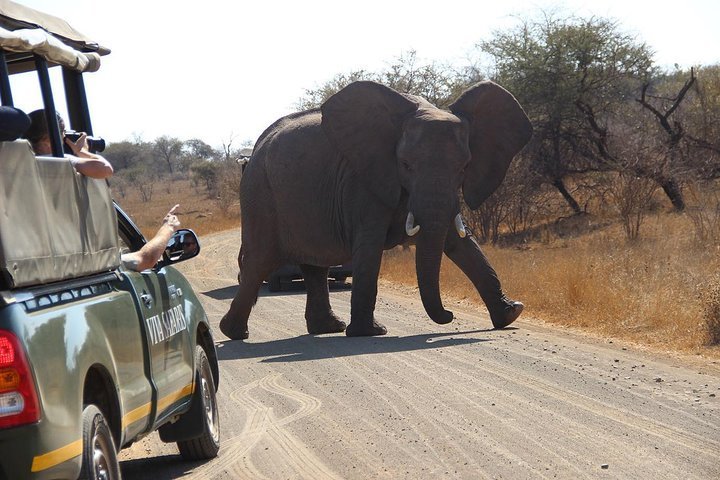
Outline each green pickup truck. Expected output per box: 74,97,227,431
0,2,220,479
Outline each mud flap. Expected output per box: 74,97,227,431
158,370,203,443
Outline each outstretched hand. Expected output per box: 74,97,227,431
163,204,181,230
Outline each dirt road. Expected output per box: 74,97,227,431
119,229,720,479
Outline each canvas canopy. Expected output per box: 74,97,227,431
0,26,101,72
0,140,119,289
0,0,108,74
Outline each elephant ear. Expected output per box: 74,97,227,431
321,81,418,208
450,81,532,210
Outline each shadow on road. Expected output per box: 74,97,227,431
202,280,351,301
120,454,204,480
216,329,494,363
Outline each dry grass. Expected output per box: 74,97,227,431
111,177,240,238
381,213,720,359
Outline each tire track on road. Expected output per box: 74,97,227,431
197,374,340,480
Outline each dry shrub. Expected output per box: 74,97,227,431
112,177,240,238
609,172,658,241
115,166,157,203
700,276,720,345
215,162,243,216
110,176,127,199
685,184,720,245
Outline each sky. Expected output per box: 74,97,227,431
9,0,720,149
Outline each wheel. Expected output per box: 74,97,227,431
78,404,120,480
268,275,282,292
177,346,220,460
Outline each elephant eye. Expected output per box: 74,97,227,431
401,160,412,171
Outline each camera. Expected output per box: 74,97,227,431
64,130,106,153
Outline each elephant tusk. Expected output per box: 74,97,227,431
455,214,467,238
406,212,420,236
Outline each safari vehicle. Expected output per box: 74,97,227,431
0,2,219,479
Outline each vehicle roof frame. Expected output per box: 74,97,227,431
1,0,105,158
1,46,95,158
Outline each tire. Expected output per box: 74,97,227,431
177,346,220,460
78,404,121,480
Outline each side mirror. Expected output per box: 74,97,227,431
164,229,200,263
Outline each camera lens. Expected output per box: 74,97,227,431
87,137,105,153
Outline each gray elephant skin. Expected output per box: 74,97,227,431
220,80,532,339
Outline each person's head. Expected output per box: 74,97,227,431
23,109,65,155
182,235,197,254
0,106,31,141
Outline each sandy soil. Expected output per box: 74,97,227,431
119,228,720,479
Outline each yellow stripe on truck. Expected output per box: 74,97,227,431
32,383,193,473
158,383,194,411
121,402,153,430
31,439,82,472
122,382,194,429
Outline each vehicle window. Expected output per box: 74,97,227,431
118,232,132,255
116,218,144,254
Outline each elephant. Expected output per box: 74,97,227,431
220,80,532,339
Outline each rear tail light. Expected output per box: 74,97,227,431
0,330,40,428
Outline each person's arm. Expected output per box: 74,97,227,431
121,205,180,271
65,133,114,179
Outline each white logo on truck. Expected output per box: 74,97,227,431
145,305,188,345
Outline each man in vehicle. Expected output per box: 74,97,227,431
121,204,183,271
20,107,182,271
22,108,113,179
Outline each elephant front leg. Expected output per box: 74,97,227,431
444,231,524,329
346,239,388,337
300,264,347,334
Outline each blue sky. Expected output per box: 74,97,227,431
10,0,720,148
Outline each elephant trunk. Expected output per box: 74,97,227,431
415,224,454,324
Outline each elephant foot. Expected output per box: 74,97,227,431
345,320,387,337
490,299,524,329
430,309,454,325
219,314,250,340
306,312,347,335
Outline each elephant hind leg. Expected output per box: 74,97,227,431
300,264,346,335
220,248,280,340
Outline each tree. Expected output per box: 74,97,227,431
103,139,154,172
181,138,218,174
478,13,654,214
634,70,695,210
379,50,469,108
219,133,239,164
190,160,219,193
297,51,467,111
297,70,377,110
153,135,183,175
671,65,720,181
185,138,218,160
